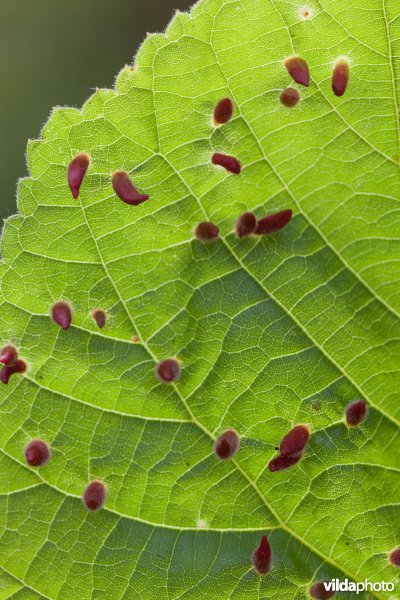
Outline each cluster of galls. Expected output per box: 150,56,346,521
7,48,393,590
251,537,400,595
214,401,367,473
268,424,310,472
217,399,373,585
2,334,376,583
280,55,349,108
66,57,349,247
0,345,27,384
195,207,293,244
67,96,295,246
50,303,183,384
49,302,108,331
24,439,106,511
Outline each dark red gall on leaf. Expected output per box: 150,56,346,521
0,359,27,385
310,581,336,599
25,440,50,467
236,212,256,237
279,424,310,457
195,221,220,243
156,358,181,383
255,209,293,234
112,171,149,206
0,345,18,366
211,153,241,174
214,429,240,460
51,301,72,330
252,535,272,575
268,453,302,472
213,97,233,125
68,152,90,199
280,87,300,107
345,399,367,426
83,480,107,512
0,366,12,385
284,57,309,87
389,547,400,567
92,309,107,329
14,359,27,374
332,59,349,97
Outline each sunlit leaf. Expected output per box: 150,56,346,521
1,1,399,598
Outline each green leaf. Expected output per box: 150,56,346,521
1,0,399,598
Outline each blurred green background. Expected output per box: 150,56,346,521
0,0,192,224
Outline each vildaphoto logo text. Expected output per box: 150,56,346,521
324,578,395,594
